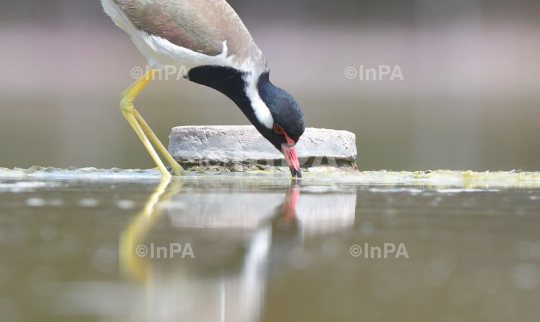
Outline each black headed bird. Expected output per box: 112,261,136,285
101,0,305,177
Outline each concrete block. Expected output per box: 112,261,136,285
168,126,357,172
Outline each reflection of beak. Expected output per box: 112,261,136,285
283,183,300,219
281,143,302,178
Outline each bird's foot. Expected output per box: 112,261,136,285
167,164,186,176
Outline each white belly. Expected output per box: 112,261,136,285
101,0,235,73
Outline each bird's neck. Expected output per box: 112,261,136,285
187,65,273,132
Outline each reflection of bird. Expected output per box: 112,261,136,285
269,183,302,258
101,0,305,177
119,178,182,282
279,183,300,221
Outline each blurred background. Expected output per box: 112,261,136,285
0,0,539,171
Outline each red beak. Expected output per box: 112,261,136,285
281,143,302,178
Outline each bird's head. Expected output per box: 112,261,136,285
257,72,305,177
185,66,304,177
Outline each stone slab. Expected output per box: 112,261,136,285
168,126,357,172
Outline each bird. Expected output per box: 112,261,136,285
101,0,305,178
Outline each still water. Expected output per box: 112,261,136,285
0,168,540,322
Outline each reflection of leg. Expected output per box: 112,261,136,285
119,178,183,281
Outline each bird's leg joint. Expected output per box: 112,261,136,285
120,98,135,113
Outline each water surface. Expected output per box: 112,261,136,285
0,168,539,322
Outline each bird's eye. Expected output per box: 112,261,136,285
274,124,285,135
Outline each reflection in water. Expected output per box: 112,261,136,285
119,180,357,322
1,174,539,321
120,177,182,282
271,183,301,250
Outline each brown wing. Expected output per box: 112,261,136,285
114,0,261,61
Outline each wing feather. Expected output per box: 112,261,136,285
114,0,260,61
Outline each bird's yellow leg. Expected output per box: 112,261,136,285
121,69,185,176
132,109,185,176
120,71,153,101
121,110,170,177
121,70,171,177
